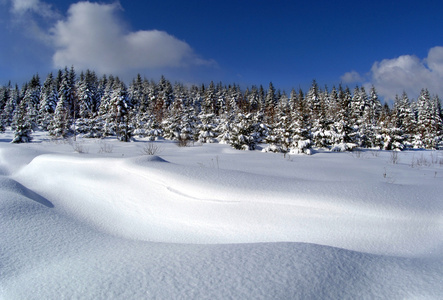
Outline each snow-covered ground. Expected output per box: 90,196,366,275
1,130,443,299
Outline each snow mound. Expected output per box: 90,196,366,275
2,136,443,299
12,150,443,257
129,155,169,165
0,176,53,208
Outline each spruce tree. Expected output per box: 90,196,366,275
330,86,356,151
49,88,70,138
415,89,441,149
228,113,258,150
290,89,312,154
0,85,10,132
38,73,58,130
198,113,218,143
392,92,416,147
12,97,32,143
264,82,276,123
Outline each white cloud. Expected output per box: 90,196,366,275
426,46,443,76
10,0,58,18
342,46,443,101
340,70,363,84
50,1,214,75
11,0,40,12
4,0,59,44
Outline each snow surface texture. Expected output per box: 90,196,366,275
1,131,443,299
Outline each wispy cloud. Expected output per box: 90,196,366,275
4,0,60,44
340,70,363,84
10,0,58,18
341,46,443,100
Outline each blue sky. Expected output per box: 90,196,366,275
1,0,443,101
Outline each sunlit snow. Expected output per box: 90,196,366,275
1,131,443,299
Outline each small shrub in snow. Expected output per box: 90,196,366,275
429,152,443,166
388,151,400,164
369,150,380,157
410,154,431,168
140,142,162,155
72,141,89,154
176,136,193,147
98,141,114,154
350,149,364,159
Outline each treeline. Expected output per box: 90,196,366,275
1,66,442,153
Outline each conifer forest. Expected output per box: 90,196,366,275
1,67,442,153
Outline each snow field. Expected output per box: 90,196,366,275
10,141,443,256
1,132,443,299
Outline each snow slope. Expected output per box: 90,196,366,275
1,131,443,299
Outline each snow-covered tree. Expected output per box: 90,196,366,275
98,75,115,136
38,73,58,130
228,113,259,150
308,81,329,148
128,74,144,113
2,85,19,128
289,89,312,154
49,86,70,138
264,82,277,123
77,69,98,119
198,113,218,143
391,92,416,147
363,86,382,148
109,80,133,142
330,86,356,151
414,90,442,148
202,81,217,115
155,75,173,121
12,96,32,143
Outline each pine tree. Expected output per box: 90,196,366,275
144,116,163,141
178,107,197,145
364,86,382,148
263,96,291,153
308,81,329,148
0,84,10,132
52,67,76,138
12,96,32,143
49,87,70,138
350,86,365,146
2,85,19,128
203,81,216,114
330,86,356,151
228,113,259,150
77,69,98,119
198,113,218,143
415,89,441,149
162,113,181,141
155,75,173,121
264,82,276,123
216,82,227,115
109,80,133,142
226,84,241,114
38,73,58,130
22,75,41,130
128,74,144,113
392,92,415,147
290,89,312,154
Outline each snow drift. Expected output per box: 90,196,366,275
1,132,443,299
